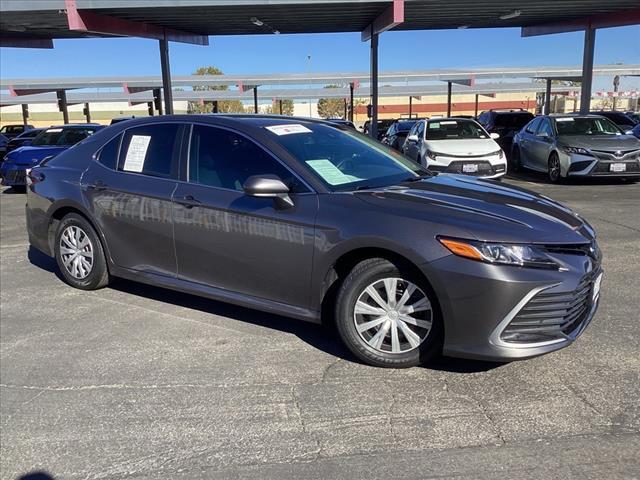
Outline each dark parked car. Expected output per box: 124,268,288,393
26,115,602,368
512,114,640,182
0,134,8,158
589,111,636,132
5,127,46,154
326,119,356,130
1,124,103,187
381,120,417,150
624,112,640,125
363,119,396,140
0,124,34,140
477,109,535,152
631,123,640,140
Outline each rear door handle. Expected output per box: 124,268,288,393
175,194,201,208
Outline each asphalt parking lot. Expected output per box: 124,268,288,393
1,174,639,480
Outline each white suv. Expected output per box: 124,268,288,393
402,118,507,179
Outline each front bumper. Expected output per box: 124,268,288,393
562,151,640,178
422,250,601,361
427,154,507,179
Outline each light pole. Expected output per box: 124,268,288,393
307,54,312,117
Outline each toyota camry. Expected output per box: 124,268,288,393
25,115,602,368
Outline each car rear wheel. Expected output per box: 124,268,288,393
548,153,563,183
335,258,442,368
54,213,109,290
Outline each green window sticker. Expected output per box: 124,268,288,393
306,159,360,185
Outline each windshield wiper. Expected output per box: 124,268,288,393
402,173,434,183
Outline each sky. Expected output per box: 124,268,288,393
1,25,639,91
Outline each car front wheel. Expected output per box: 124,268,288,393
54,213,110,290
335,258,442,368
548,153,563,183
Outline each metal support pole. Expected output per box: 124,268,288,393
56,89,69,124
409,96,412,118
159,38,174,115
349,83,355,122
253,87,259,114
344,98,347,119
279,100,283,115
153,88,163,115
147,102,155,116
212,101,219,114
579,27,596,115
84,102,91,123
446,81,452,117
21,104,28,126
370,32,379,139
544,78,552,115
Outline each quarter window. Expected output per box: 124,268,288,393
98,134,121,170
188,125,307,193
118,123,182,179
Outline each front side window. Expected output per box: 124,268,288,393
554,117,622,136
537,119,554,137
263,122,429,192
525,118,541,134
118,123,182,178
425,119,488,140
188,125,307,193
416,121,425,138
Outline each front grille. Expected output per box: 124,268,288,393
501,270,600,344
443,161,495,176
591,149,639,161
4,170,26,184
592,160,640,174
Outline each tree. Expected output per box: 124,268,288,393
264,99,294,115
317,85,346,119
188,66,247,114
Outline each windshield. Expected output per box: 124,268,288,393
494,113,534,128
264,123,429,191
31,127,97,146
554,117,622,136
425,119,489,140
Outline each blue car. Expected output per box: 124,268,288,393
1,124,103,187
4,127,47,154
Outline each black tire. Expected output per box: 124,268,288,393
510,146,521,172
54,213,109,290
548,153,563,184
334,258,442,368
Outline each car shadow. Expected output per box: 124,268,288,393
28,246,506,372
505,170,637,186
1,186,26,194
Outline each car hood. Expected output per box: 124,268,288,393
356,174,595,244
557,134,640,151
6,145,68,164
425,138,500,155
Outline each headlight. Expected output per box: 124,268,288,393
426,150,440,160
561,146,592,156
438,237,560,270
489,149,504,159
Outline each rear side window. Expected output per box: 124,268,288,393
118,123,182,179
98,134,121,170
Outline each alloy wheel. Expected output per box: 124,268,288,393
59,225,94,279
549,155,561,182
353,277,432,354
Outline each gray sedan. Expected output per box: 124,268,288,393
511,114,640,182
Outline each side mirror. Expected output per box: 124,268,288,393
407,134,419,143
490,132,500,139
625,130,633,135
243,174,293,208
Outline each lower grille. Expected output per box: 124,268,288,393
501,270,600,344
592,161,640,174
432,161,495,176
5,170,26,184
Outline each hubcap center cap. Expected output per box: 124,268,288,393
388,310,399,321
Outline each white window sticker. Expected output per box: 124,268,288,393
123,135,151,172
440,121,457,125
556,118,574,122
265,124,312,136
46,128,63,133
306,159,358,185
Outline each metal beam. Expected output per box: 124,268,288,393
544,78,552,115
521,9,640,37
153,88,163,115
83,102,91,123
446,81,452,117
64,0,208,45
159,38,174,115
580,28,596,114
21,104,29,126
369,32,379,139
362,0,404,42
0,38,53,49
474,94,479,118
254,87,259,114
56,89,69,124
409,96,413,118
349,82,355,122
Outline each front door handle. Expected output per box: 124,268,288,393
175,194,201,209
86,180,107,191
